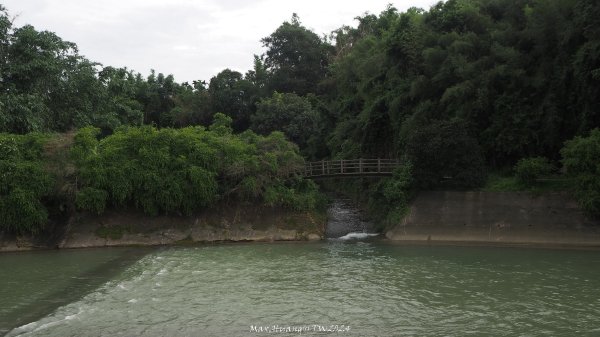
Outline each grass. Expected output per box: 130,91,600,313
481,173,573,194
95,225,130,240
481,173,522,192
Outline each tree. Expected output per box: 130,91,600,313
208,69,254,132
1,18,130,133
0,93,48,133
514,157,553,186
245,55,268,96
0,133,54,234
98,66,145,127
138,70,178,126
561,128,600,217
251,92,320,151
0,5,11,93
261,14,332,95
168,83,212,128
209,112,233,135
6,24,78,94
405,118,486,188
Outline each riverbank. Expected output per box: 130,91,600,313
386,191,600,247
0,204,326,252
4,191,600,252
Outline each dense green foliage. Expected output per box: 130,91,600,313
207,69,256,132
321,0,600,167
72,126,218,215
72,116,319,217
561,129,600,216
405,118,485,188
0,8,329,134
251,92,320,152
0,133,54,233
2,2,599,168
369,164,415,229
514,157,553,186
2,0,600,231
318,0,598,220
261,14,332,96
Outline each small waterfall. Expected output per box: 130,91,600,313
325,199,379,240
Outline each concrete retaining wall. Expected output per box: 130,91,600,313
386,191,600,246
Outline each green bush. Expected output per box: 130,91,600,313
72,126,220,215
0,133,54,234
514,157,553,186
368,163,414,229
72,116,318,216
251,92,320,151
561,129,600,217
76,187,109,214
209,112,233,135
264,178,323,211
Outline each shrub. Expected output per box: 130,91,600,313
72,126,219,215
76,187,109,214
514,157,553,186
561,129,600,217
72,116,317,216
251,92,320,150
368,163,414,229
0,133,54,234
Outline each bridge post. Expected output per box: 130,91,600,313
322,161,325,176
341,160,344,174
359,158,363,173
377,158,381,173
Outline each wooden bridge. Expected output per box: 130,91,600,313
302,159,401,178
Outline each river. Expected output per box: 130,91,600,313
1,203,600,336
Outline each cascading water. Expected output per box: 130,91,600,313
325,199,379,240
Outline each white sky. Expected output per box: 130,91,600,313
3,0,438,83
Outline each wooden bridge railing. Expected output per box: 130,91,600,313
302,159,401,178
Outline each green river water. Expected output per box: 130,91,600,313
1,241,600,336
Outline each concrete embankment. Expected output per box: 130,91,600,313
386,191,600,247
0,204,325,252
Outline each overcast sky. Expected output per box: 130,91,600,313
3,0,438,83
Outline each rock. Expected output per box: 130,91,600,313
306,233,321,241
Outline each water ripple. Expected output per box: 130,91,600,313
5,243,600,336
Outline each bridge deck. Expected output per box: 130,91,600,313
302,159,401,178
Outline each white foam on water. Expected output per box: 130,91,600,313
9,321,38,335
34,320,64,332
335,232,380,240
127,299,138,304
26,314,73,335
